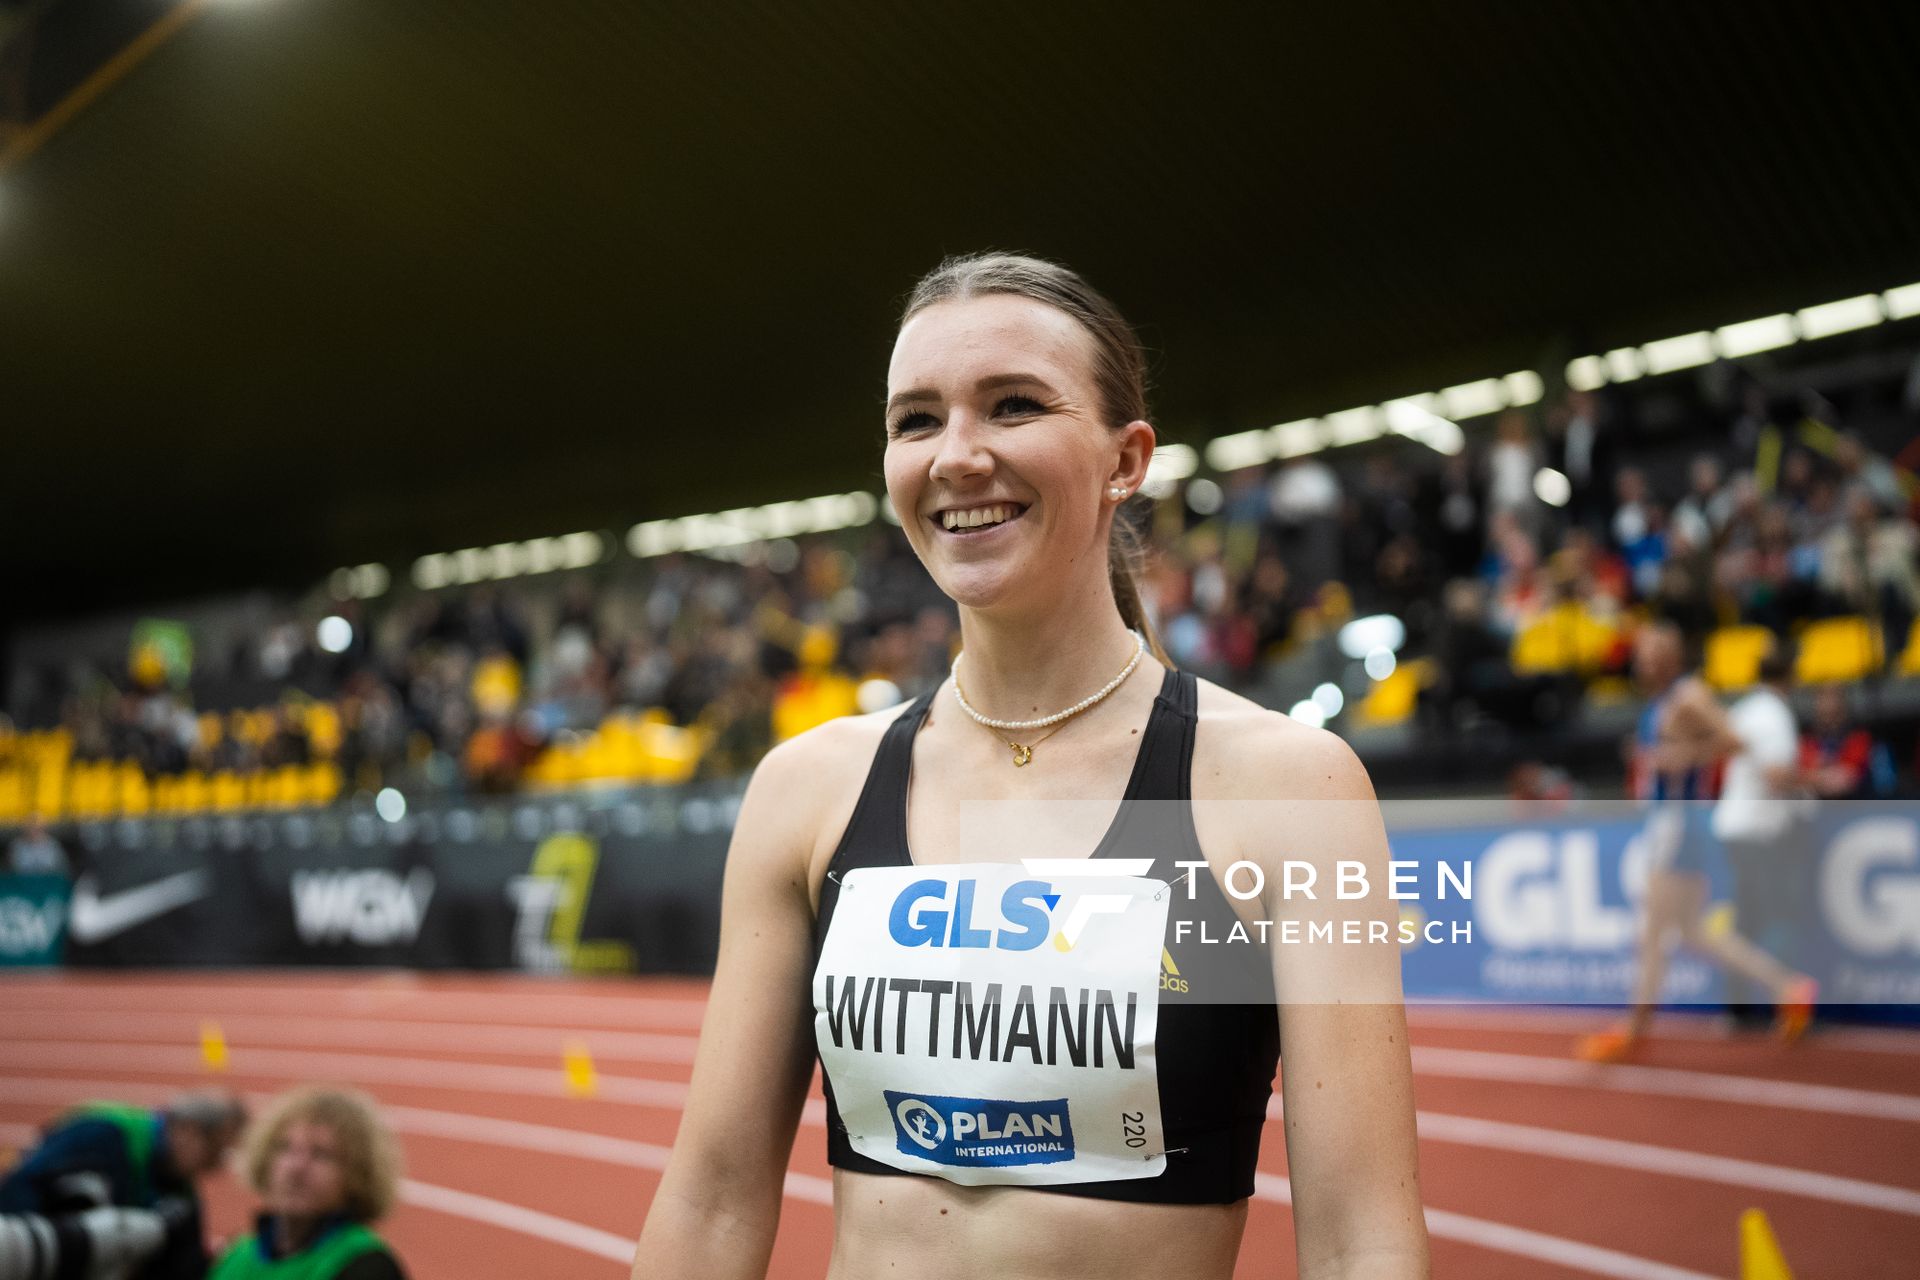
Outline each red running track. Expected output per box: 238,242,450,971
1,972,1915,1278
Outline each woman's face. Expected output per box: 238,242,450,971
883,294,1150,613
263,1119,350,1221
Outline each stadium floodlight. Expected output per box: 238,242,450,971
1714,314,1797,358
1639,332,1714,376
1323,406,1386,446
1502,371,1544,407
327,563,390,600
1438,379,1506,421
375,788,407,823
1205,428,1271,472
1338,613,1406,660
1603,348,1642,382
1885,282,1920,320
1142,446,1198,499
1364,647,1396,681
411,553,451,590
559,531,603,568
1383,399,1464,456
1150,442,1199,480
1565,356,1609,392
316,616,353,654
1796,294,1883,340
1311,682,1345,718
1268,418,1325,459
856,678,903,714
1288,699,1327,729
1533,467,1572,507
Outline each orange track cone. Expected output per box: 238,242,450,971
1739,1208,1792,1280
563,1040,598,1098
199,1021,229,1072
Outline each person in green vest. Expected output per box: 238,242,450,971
0,1090,247,1279
210,1087,406,1280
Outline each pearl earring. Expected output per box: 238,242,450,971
1109,486,1127,500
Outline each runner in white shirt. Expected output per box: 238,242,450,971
1711,644,1817,1034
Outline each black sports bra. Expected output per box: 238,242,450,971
810,665,1281,1204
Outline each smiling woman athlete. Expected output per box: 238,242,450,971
633,254,1428,1279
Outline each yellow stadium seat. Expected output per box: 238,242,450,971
116,763,151,817
1794,616,1884,684
1898,619,1920,677
1704,625,1774,691
211,771,247,811
1354,658,1432,728
1511,603,1618,676
303,762,343,806
177,771,211,814
305,703,343,757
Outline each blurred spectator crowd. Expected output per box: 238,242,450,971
6,359,1920,824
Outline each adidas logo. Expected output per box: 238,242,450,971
1158,947,1190,994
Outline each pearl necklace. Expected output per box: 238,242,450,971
950,630,1147,766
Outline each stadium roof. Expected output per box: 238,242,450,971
4,0,1920,619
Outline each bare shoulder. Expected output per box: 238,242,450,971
736,698,919,908
1190,674,1376,803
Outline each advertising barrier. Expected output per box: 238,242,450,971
9,791,1918,1025
43,787,739,974
0,875,70,967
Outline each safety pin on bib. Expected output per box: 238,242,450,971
1153,868,1194,901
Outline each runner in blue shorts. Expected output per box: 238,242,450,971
1578,622,1816,1061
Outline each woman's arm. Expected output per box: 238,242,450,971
1243,726,1429,1279
631,734,827,1280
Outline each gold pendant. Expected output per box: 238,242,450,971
1010,743,1033,766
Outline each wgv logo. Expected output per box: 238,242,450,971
884,1089,1074,1167
887,859,1153,952
291,868,434,946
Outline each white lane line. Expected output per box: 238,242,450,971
1251,1173,1718,1280
0,982,708,1028
15,1030,1915,1138
1406,1006,1920,1056
0,1074,1775,1280
0,1078,832,1207
398,1180,634,1265
0,1042,691,1109
7,1011,698,1064
22,1071,1913,1220
1412,1110,1920,1215
1413,1046,1920,1122
1263,1094,1920,1215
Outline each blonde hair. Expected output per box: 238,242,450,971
239,1086,401,1223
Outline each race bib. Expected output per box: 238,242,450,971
814,862,1170,1186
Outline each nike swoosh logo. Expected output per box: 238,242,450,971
67,870,211,944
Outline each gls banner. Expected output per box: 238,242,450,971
814,861,1169,1187
1394,804,1920,1018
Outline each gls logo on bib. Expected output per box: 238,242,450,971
885,1090,1075,1168
887,871,1142,952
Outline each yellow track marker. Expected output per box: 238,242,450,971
1739,1208,1793,1280
563,1040,598,1098
199,1021,229,1072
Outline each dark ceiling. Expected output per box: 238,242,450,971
5,0,1919,621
